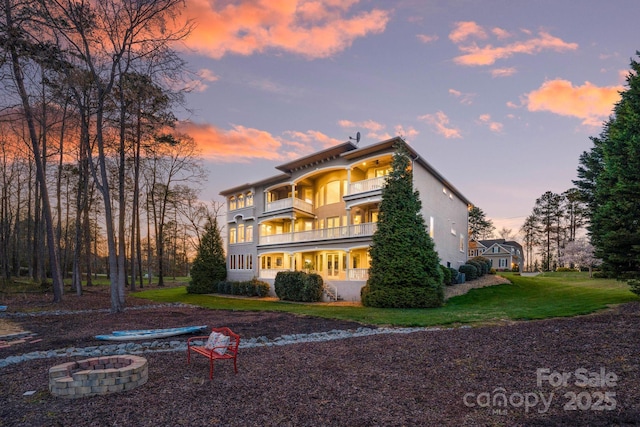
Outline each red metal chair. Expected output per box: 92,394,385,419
187,327,240,379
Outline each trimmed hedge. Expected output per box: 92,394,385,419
215,278,270,297
459,264,478,281
274,271,323,302
360,285,444,308
186,279,217,294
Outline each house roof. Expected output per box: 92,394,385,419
220,137,473,206
476,239,524,252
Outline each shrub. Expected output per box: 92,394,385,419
459,264,478,281
440,265,452,286
628,279,640,297
448,268,459,285
274,271,323,302
556,267,576,272
470,256,491,275
467,259,486,277
186,278,219,294
214,278,271,297
489,268,497,275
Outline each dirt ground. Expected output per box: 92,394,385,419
1,284,639,426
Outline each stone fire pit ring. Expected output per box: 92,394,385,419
49,355,148,398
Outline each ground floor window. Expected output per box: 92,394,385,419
229,254,253,270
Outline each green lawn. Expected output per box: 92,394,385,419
132,272,639,327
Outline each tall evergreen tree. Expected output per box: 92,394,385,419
532,191,563,271
579,54,640,292
468,206,495,240
361,141,444,308
187,216,227,294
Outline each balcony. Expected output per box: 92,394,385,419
265,197,314,214
349,176,386,195
259,222,377,245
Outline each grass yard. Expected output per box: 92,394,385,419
133,272,639,327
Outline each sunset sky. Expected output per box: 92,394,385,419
173,0,638,235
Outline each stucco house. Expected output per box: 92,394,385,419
220,137,472,301
468,239,524,272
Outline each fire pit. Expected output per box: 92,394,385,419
49,355,148,398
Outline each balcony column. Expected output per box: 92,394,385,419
346,250,351,281
291,182,296,203
290,215,296,241
346,167,351,196
345,206,351,236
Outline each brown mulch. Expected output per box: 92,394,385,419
1,286,640,426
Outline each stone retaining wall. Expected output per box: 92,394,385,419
49,355,148,398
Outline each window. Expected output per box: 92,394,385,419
459,234,465,252
429,216,434,238
237,194,245,209
246,192,253,206
375,167,391,177
229,196,236,211
238,224,245,243
326,180,341,204
246,225,253,242
499,258,508,268
229,228,237,244
492,246,500,253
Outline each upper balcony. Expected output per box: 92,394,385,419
265,197,314,215
348,176,386,195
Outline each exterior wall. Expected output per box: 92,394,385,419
413,164,469,269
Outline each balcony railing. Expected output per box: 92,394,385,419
348,268,369,280
265,197,314,214
349,176,386,195
259,222,377,245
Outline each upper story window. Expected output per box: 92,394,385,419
229,196,236,211
246,225,253,242
326,180,341,204
238,224,245,243
237,194,245,209
246,192,253,206
229,227,237,244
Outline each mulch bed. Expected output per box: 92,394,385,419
1,286,640,426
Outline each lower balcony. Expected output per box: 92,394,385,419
259,222,377,246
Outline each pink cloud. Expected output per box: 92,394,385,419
449,88,475,105
525,79,623,126
182,0,390,59
491,67,517,78
450,21,578,66
416,34,438,44
418,111,462,139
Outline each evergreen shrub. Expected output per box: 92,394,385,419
459,264,478,281
274,271,323,302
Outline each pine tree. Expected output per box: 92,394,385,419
361,141,444,308
468,206,495,240
583,54,640,291
187,216,227,294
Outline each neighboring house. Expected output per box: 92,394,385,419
220,137,472,301
468,239,524,272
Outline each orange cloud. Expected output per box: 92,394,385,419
418,111,462,139
177,121,283,162
177,121,344,162
477,114,504,133
449,21,487,43
182,0,390,59
525,79,623,126
450,21,578,66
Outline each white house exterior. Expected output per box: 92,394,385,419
220,137,472,301
468,239,524,272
